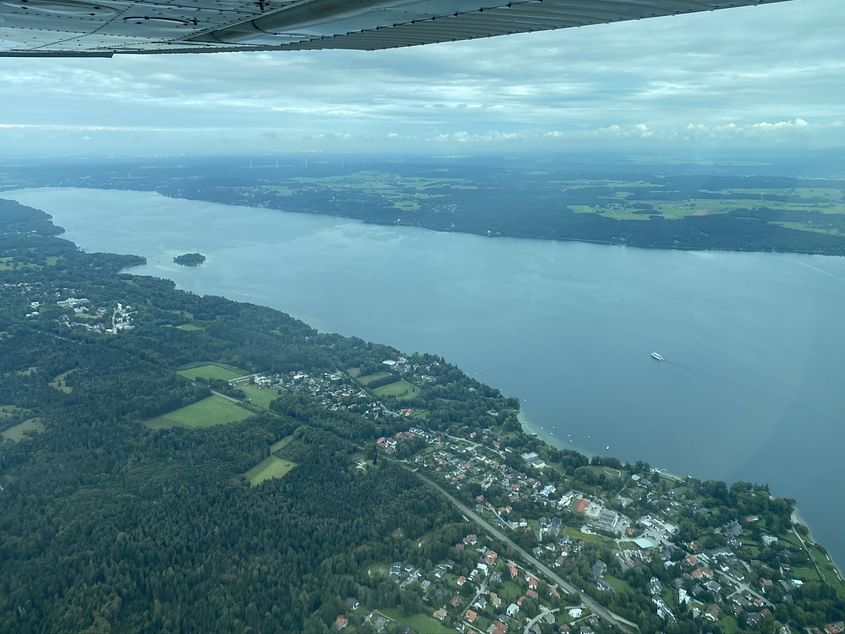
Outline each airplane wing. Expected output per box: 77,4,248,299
0,0,790,57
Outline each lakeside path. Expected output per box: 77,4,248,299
408,467,639,633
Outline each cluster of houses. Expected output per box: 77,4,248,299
404,430,832,631
376,428,437,454
50,294,134,335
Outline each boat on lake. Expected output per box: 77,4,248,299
651,352,664,361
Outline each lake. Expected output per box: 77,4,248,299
7,187,845,570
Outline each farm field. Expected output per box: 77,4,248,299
356,371,392,386
381,609,454,634
1,418,45,442
372,379,420,399
146,395,252,429
176,323,203,332
240,384,279,410
177,362,245,381
244,455,297,486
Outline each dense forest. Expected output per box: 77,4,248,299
0,199,512,633
173,252,206,266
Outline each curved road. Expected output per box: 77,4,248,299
413,470,639,632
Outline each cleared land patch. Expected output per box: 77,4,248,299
177,362,245,381
244,455,297,486
176,323,203,332
572,188,845,231
1,418,45,442
270,436,292,453
576,465,623,480
241,384,279,410
381,610,453,634
356,371,392,386
372,379,420,399
49,370,74,393
146,395,252,429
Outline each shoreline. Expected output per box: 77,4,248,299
520,413,844,576
792,508,845,580
4,185,844,259
517,412,686,482
7,186,843,577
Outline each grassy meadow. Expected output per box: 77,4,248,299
146,395,252,429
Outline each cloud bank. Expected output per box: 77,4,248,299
0,0,841,157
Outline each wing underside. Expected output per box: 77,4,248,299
0,0,790,57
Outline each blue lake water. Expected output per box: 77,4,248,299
7,187,845,570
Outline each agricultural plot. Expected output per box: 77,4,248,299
177,362,245,381
382,611,453,634
571,185,845,231
270,436,292,453
1,418,45,442
146,395,252,429
372,379,420,399
356,371,392,386
240,384,279,410
244,455,297,486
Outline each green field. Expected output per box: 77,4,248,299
356,371,392,385
176,323,203,332
146,395,252,429
177,363,245,381
270,436,292,453
244,455,297,486
562,526,614,545
381,609,453,634
1,418,45,442
241,384,280,410
807,543,845,598
0,256,40,271
604,575,634,594
289,171,471,213
576,465,623,479
372,379,420,399
572,185,845,230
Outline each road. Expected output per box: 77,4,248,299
412,470,639,632
210,389,242,404
719,570,773,608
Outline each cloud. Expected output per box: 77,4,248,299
0,0,842,155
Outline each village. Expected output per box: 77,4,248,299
221,356,845,634
14,282,136,335
349,424,843,634
238,354,438,423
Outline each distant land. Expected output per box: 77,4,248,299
173,252,206,267
2,152,845,256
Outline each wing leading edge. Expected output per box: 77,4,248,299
0,0,791,57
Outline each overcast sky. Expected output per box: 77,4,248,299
1,0,842,157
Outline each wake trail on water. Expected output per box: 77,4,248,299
660,359,702,380
785,259,845,282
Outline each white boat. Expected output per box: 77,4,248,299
651,352,664,361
